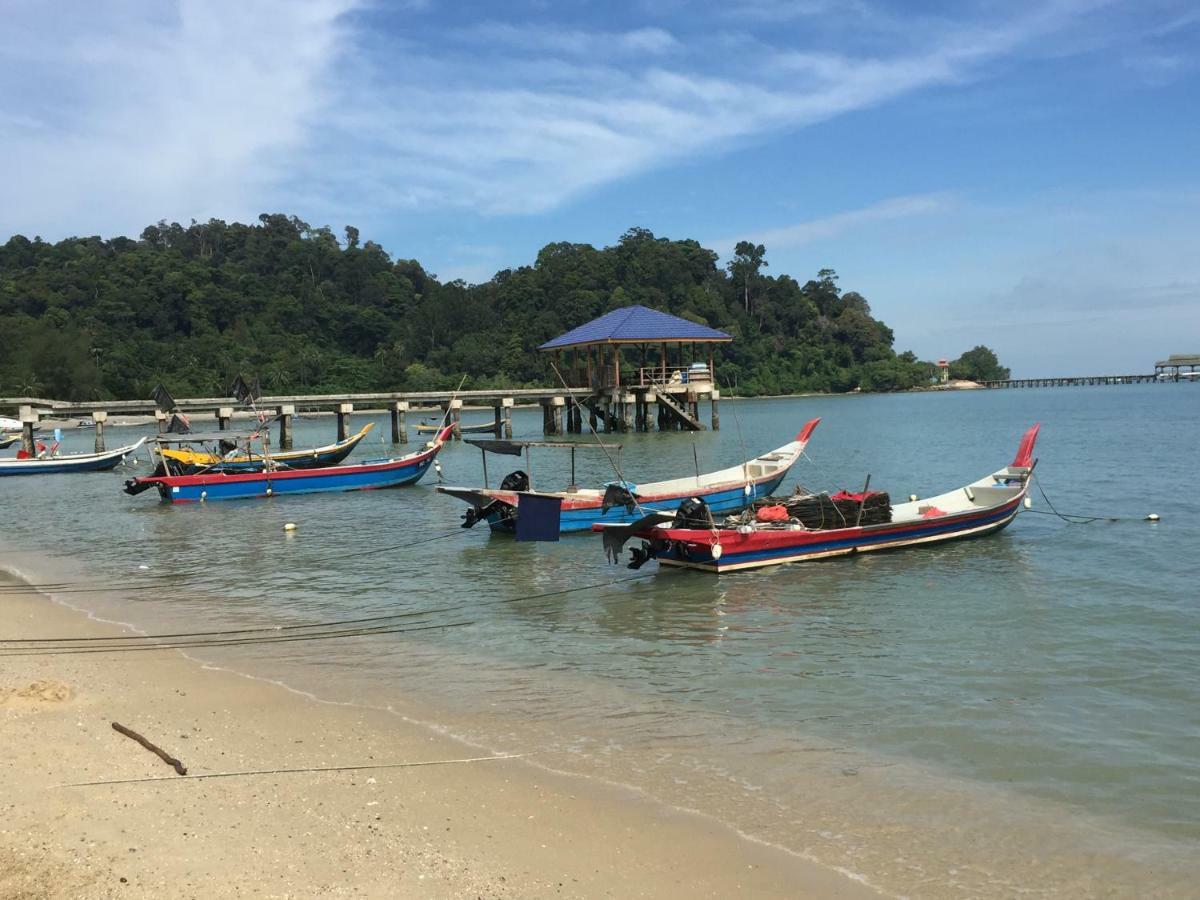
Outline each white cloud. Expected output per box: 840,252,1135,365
714,193,954,254
0,0,1185,236
0,0,356,238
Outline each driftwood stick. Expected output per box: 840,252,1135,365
111,721,188,775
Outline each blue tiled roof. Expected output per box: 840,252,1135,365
539,305,732,351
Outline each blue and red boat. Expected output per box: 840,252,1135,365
124,426,451,503
0,437,146,476
438,420,821,535
596,425,1040,573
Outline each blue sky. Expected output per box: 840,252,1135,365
2,0,1197,376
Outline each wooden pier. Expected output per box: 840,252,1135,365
979,374,1162,388
0,382,719,455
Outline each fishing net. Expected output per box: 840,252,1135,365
730,486,893,530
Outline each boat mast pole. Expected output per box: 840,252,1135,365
852,474,871,529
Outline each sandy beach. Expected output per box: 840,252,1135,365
0,581,878,899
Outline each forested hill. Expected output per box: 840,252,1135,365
0,214,1007,401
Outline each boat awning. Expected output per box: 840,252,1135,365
152,430,261,443
466,439,622,456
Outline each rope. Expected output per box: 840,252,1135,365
61,753,525,788
1030,476,1126,524
0,573,655,655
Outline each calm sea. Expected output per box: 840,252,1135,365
3,385,1198,895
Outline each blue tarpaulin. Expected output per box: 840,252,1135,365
515,494,563,542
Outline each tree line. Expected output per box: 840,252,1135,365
0,215,1009,401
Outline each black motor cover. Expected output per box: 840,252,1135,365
500,470,529,492
673,497,714,529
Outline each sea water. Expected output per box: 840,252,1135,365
2,385,1198,895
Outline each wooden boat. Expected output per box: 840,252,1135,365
156,423,375,473
594,424,1040,573
124,426,451,503
415,419,497,435
438,419,821,536
0,438,147,476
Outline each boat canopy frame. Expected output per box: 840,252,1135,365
465,438,623,491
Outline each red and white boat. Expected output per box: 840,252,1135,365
595,425,1040,574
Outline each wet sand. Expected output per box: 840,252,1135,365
0,584,878,899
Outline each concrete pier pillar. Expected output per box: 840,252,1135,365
449,398,463,440
19,406,37,455
502,397,514,438
92,410,108,453
391,401,408,444
277,404,295,450
217,407,233,430
155,410,169,434
621,393,635,432
554,396,568,434
337,403,354,441
711,389,720,430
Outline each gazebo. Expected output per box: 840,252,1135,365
1154,354,1200,381
538,305,732,432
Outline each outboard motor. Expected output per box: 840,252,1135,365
500,470,529,492
673,497,714,529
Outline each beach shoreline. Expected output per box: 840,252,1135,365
0,576,878,899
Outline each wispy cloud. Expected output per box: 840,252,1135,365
712,193,954,255
0,0,1191,238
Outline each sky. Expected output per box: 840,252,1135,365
1,0,1198,376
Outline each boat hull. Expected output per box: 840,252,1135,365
480,471,789,534
158,424,373,474
129,446,442,503
0,440,145,476
652,495,1024,573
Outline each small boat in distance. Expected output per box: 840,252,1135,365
124,426,451,503
438,419,821,536
0,434,18,450
415,419,498,435
155,423,376,474
595,424,1040,574
0,437,147,476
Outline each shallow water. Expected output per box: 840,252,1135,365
3,385,1198,893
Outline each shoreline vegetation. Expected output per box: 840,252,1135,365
1,216,1008,404
0,577,877,900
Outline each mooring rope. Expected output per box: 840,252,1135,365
0,572,656,655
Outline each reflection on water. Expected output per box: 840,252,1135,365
3,386,1200,893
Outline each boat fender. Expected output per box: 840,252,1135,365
1024,497,1032,509
266,488,273,496
200,491,207,501
711,543,723,560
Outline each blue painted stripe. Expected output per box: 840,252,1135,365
165,458,434,502
488,472,788,534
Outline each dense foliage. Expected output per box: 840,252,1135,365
0,215,1003,401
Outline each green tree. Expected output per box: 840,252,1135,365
950,345,1010,382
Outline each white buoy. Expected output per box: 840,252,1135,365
200,490,207,501
1024,496,1032,509
909,494,918,502
1146,513,1160,522
711,543,723,560
138,565,150,570
266,487,273,496
283,522,297,532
